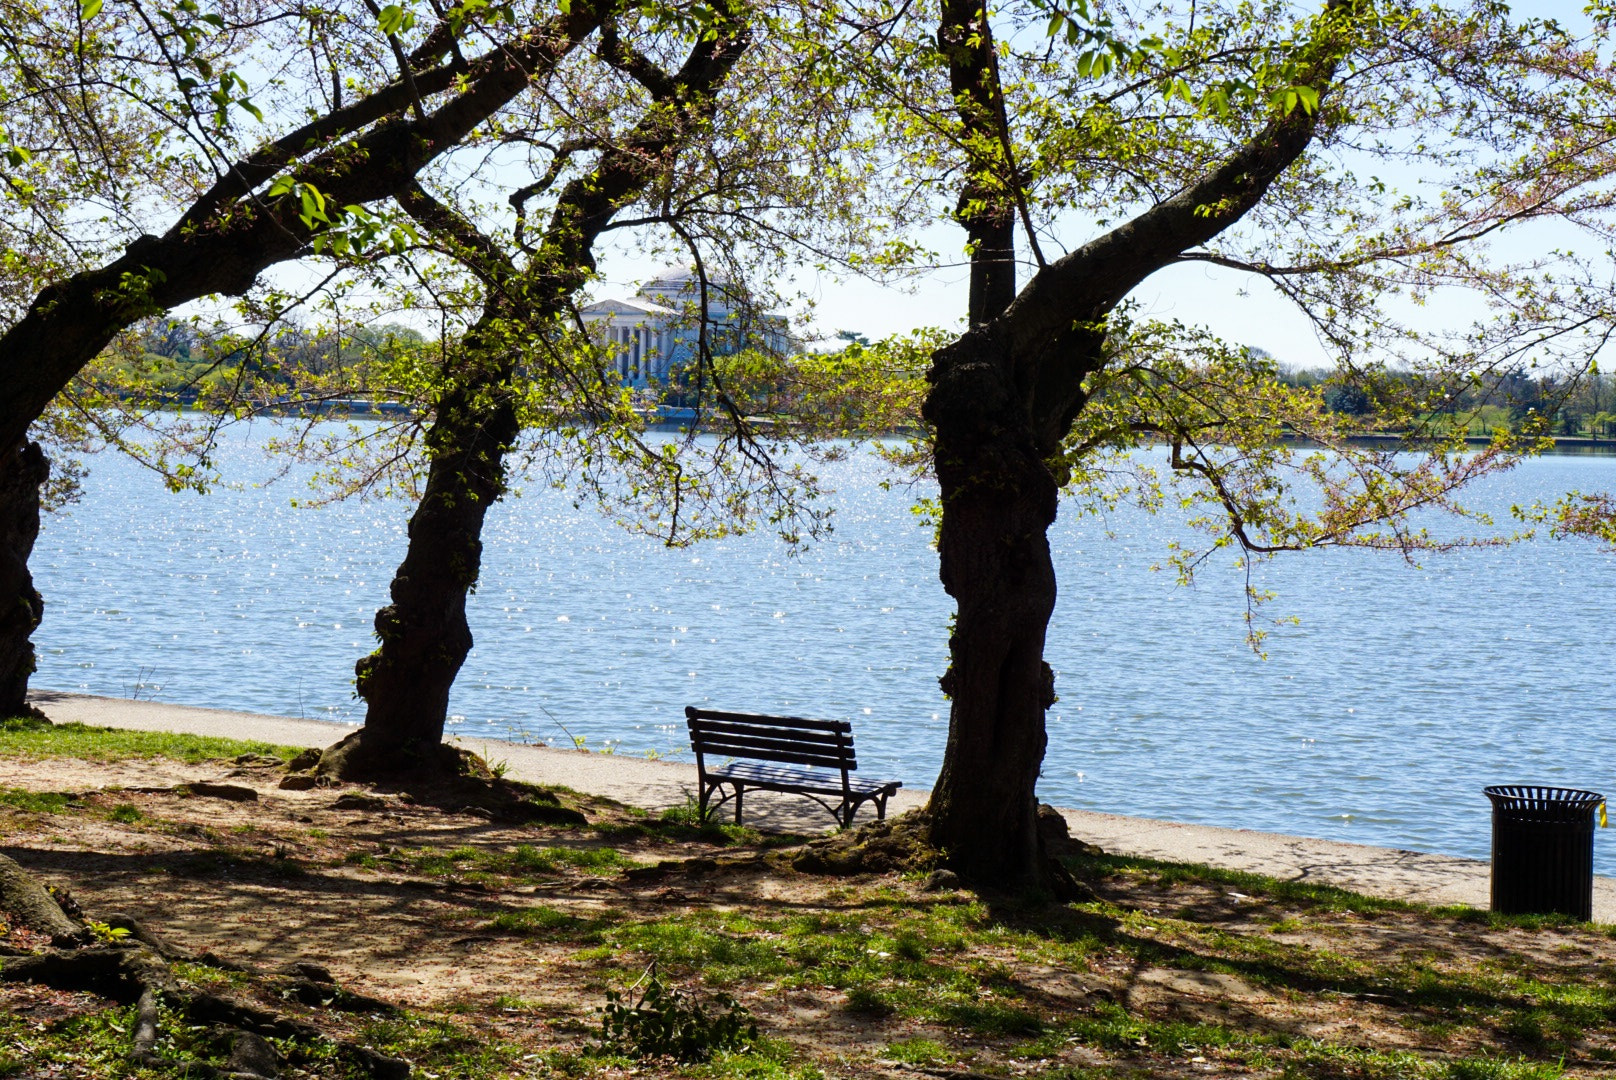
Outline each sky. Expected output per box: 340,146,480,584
589,225,1336,367
582,0,1608,373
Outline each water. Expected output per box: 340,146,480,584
29,425,1616,870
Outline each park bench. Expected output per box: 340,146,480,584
685,706,901,828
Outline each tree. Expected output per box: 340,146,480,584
314,0,759,778
0,0,666,717
808,0,1616,888
164,0,903,779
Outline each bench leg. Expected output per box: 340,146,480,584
734,785,744,825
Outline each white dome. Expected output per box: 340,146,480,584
637,265,738,304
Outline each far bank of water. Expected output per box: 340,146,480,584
29,427,1616,871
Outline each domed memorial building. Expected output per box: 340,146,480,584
578,266,791,392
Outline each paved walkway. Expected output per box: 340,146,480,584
26,690,1616,922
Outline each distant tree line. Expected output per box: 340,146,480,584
102,318,429,406
1275,361,1616,439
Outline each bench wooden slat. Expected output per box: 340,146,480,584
695,741,853,771
688,718,849,748
710,762,895,797
686,708,851,734
692,727,849,755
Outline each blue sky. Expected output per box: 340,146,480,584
589,0,1608,371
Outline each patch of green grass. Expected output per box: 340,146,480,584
405,842,632,879
485,904,622,941
881,1037,953,1066
1441,906,1595,933
490,993,546,1011
1443,1057,1566,1080
1272,1043,1566,1080
0,716,304,764
588,799,775,847
171,961,249,990
1073,851,1412,916
505,843,629,873
106,802,145,823
1059,1002,1280,1057
0,787,77,813
597,903,1022,1027
357,1012,530,1078
698,1041,823,1080
0,1000,167,1078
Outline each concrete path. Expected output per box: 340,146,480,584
26,690,1616,922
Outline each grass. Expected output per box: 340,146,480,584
0,786,79,813
588,798,784,848
0,715,305,764
484,904,624,939
400,842,635,880
1072,850,1418,916
5,720,1616,1079
881,1036,953,1065
0,1002,152,1078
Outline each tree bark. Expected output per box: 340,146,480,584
0,441,49,720
0,851,82,942
323,363,519,778
921,328,1095,887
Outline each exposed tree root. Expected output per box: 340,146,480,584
0,852,83,942
790,807,1100,903
0,853,414,1077
291,734,587,826
790,812,942,876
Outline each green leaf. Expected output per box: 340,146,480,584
79,0,102,19
377,3,406,34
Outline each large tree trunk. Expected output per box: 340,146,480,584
0,441,49,719
319,11,751,780
320,366,518,779
922,331,1064,888
914,0,1345,889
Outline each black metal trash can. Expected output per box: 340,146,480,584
1484,785,1604,920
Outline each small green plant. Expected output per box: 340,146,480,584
597,967,758,1063
83,920,132,944
659,797,707,828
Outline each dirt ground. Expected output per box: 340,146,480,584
4,752,1616,1079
